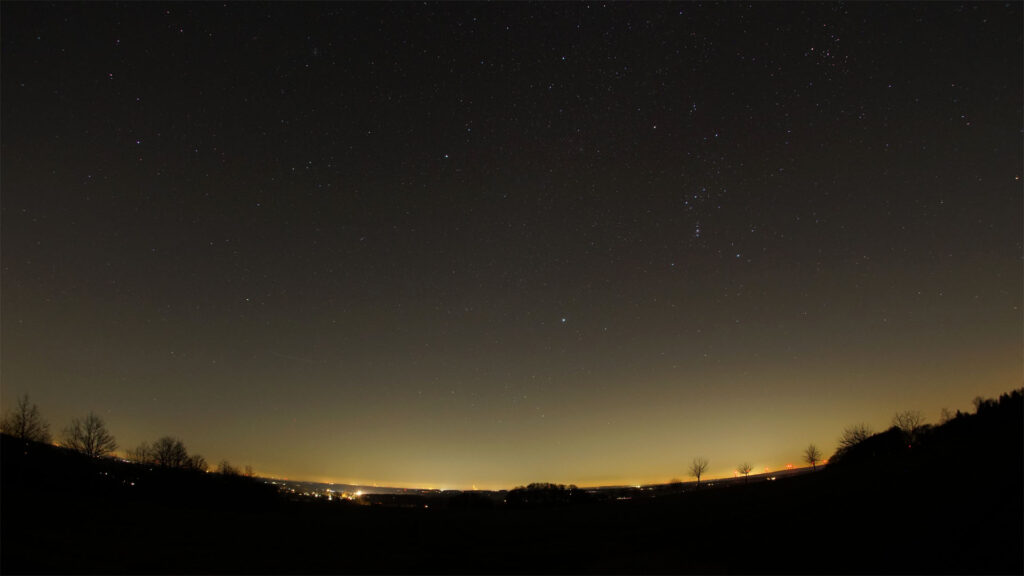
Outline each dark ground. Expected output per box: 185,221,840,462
3,392,1021,574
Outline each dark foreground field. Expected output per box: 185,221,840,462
3,394,1021,574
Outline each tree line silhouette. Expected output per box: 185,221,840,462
0,394,253,477
4,388,1022,489
2,387,1020,574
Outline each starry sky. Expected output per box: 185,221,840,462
2,3,1020,489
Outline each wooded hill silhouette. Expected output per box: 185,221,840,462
2,388,1021,574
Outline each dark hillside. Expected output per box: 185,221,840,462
2,390,1021,574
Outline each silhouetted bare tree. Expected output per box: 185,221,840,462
1,394,51,444
804,444,822,470
738,462,752,483
128,441,151,463
939,407,954,424
187,454,207,472
838,424,873,452
893,410,925,445
152,436,189,468
690,457,709,487
217,459,240,476
62,412,116,457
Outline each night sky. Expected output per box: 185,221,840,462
2,3,1020,489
